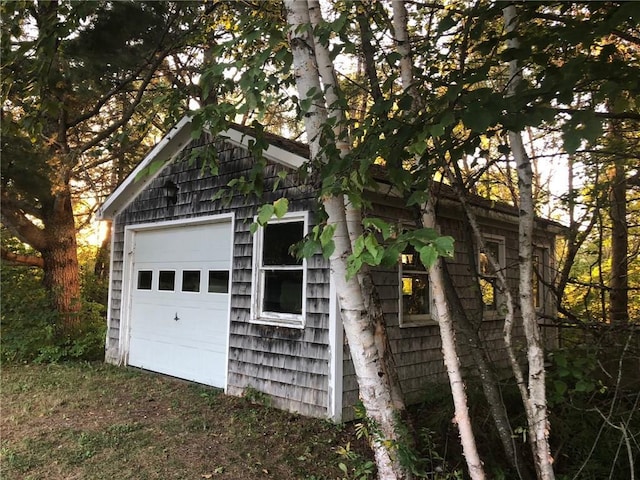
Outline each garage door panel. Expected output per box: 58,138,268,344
134,223,231,264
127,220,232,388
130,304,228,349
128,338,226,387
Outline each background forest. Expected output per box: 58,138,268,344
1,2,638,479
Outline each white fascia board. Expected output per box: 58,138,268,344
96,115,194,220
96,116,307,220
221,128,306,169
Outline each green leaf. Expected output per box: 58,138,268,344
300,239,320,259
320,224,335,248
411,228,439,244
381,242,406,267
363,218,392,240
554,380,567,397
409,140,427,156
562,128,582,154
462,102,495,132
407,190,429,207
249,223,259,235
273,198,289,218
418,244,438,269
257,204,274,225
353,235,366,257
346,255,363,280
433,236,455,257
575,380,594,393
320,224,336,259
397,94,413,111
364,234,380,258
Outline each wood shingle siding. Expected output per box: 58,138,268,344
101,118,560,422
106,133,332,418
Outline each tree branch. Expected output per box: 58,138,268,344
611,28,640,47
554,107,640,121
0,192,46,251
1,248,44,268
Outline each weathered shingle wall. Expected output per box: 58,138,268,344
106,134,331,418
340,189,554,420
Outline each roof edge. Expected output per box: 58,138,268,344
96,115,309,220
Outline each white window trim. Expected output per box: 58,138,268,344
251,211,308,328
478,234,507,319
398,253,435,328
533,245,549,314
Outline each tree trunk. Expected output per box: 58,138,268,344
442,259,536,480
608,155,629,326
422,199,486,480
391,1,485,478
284,1,411,478
94,220,112,280
41,186,82,332
308,0,407,415
503,6,555,480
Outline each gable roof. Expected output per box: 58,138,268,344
97,115,310,220
97,114,565,235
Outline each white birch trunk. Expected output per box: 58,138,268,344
422,199,486,480
308,0,407,414
284,1,409,478
391,2,485,479
503,5,555,480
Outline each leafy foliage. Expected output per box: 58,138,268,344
546,334,639,479
0,262,106,363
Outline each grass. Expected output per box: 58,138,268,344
0,362,371,480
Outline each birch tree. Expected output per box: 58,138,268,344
503,5,554,479
283,1,412,478
390,2,485,478
196,1,637,477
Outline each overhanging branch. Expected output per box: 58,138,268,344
1,248,44,268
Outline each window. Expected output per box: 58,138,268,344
208,270,229,293
253,214,306,326
533,246,547,312
158,270,176,291
478,236,506,314
137,270,153,290
182,270,201,292
399,246,432,326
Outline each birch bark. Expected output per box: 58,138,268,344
307,0,407,414
503,5,555,480
391,2,485,479
284,1,410,478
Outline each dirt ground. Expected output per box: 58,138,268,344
1,362,371,480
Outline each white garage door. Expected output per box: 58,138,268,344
128,221,232,388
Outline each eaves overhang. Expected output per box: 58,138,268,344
96,115,309,220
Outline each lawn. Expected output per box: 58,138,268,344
0,362,372,480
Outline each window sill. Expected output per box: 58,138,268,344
399,316,437,328
482,312,506,321
250,317,305,329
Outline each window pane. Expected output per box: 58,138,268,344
480,241,501,276
208,270,229,293
263,222,303,266
263,270,303,314
182,270,201,292
401,245,425,271
137,271,152,290
158,270,175,291
402,273,430,315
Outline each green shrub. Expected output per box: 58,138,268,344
0,263,107,363
547,341,639,479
